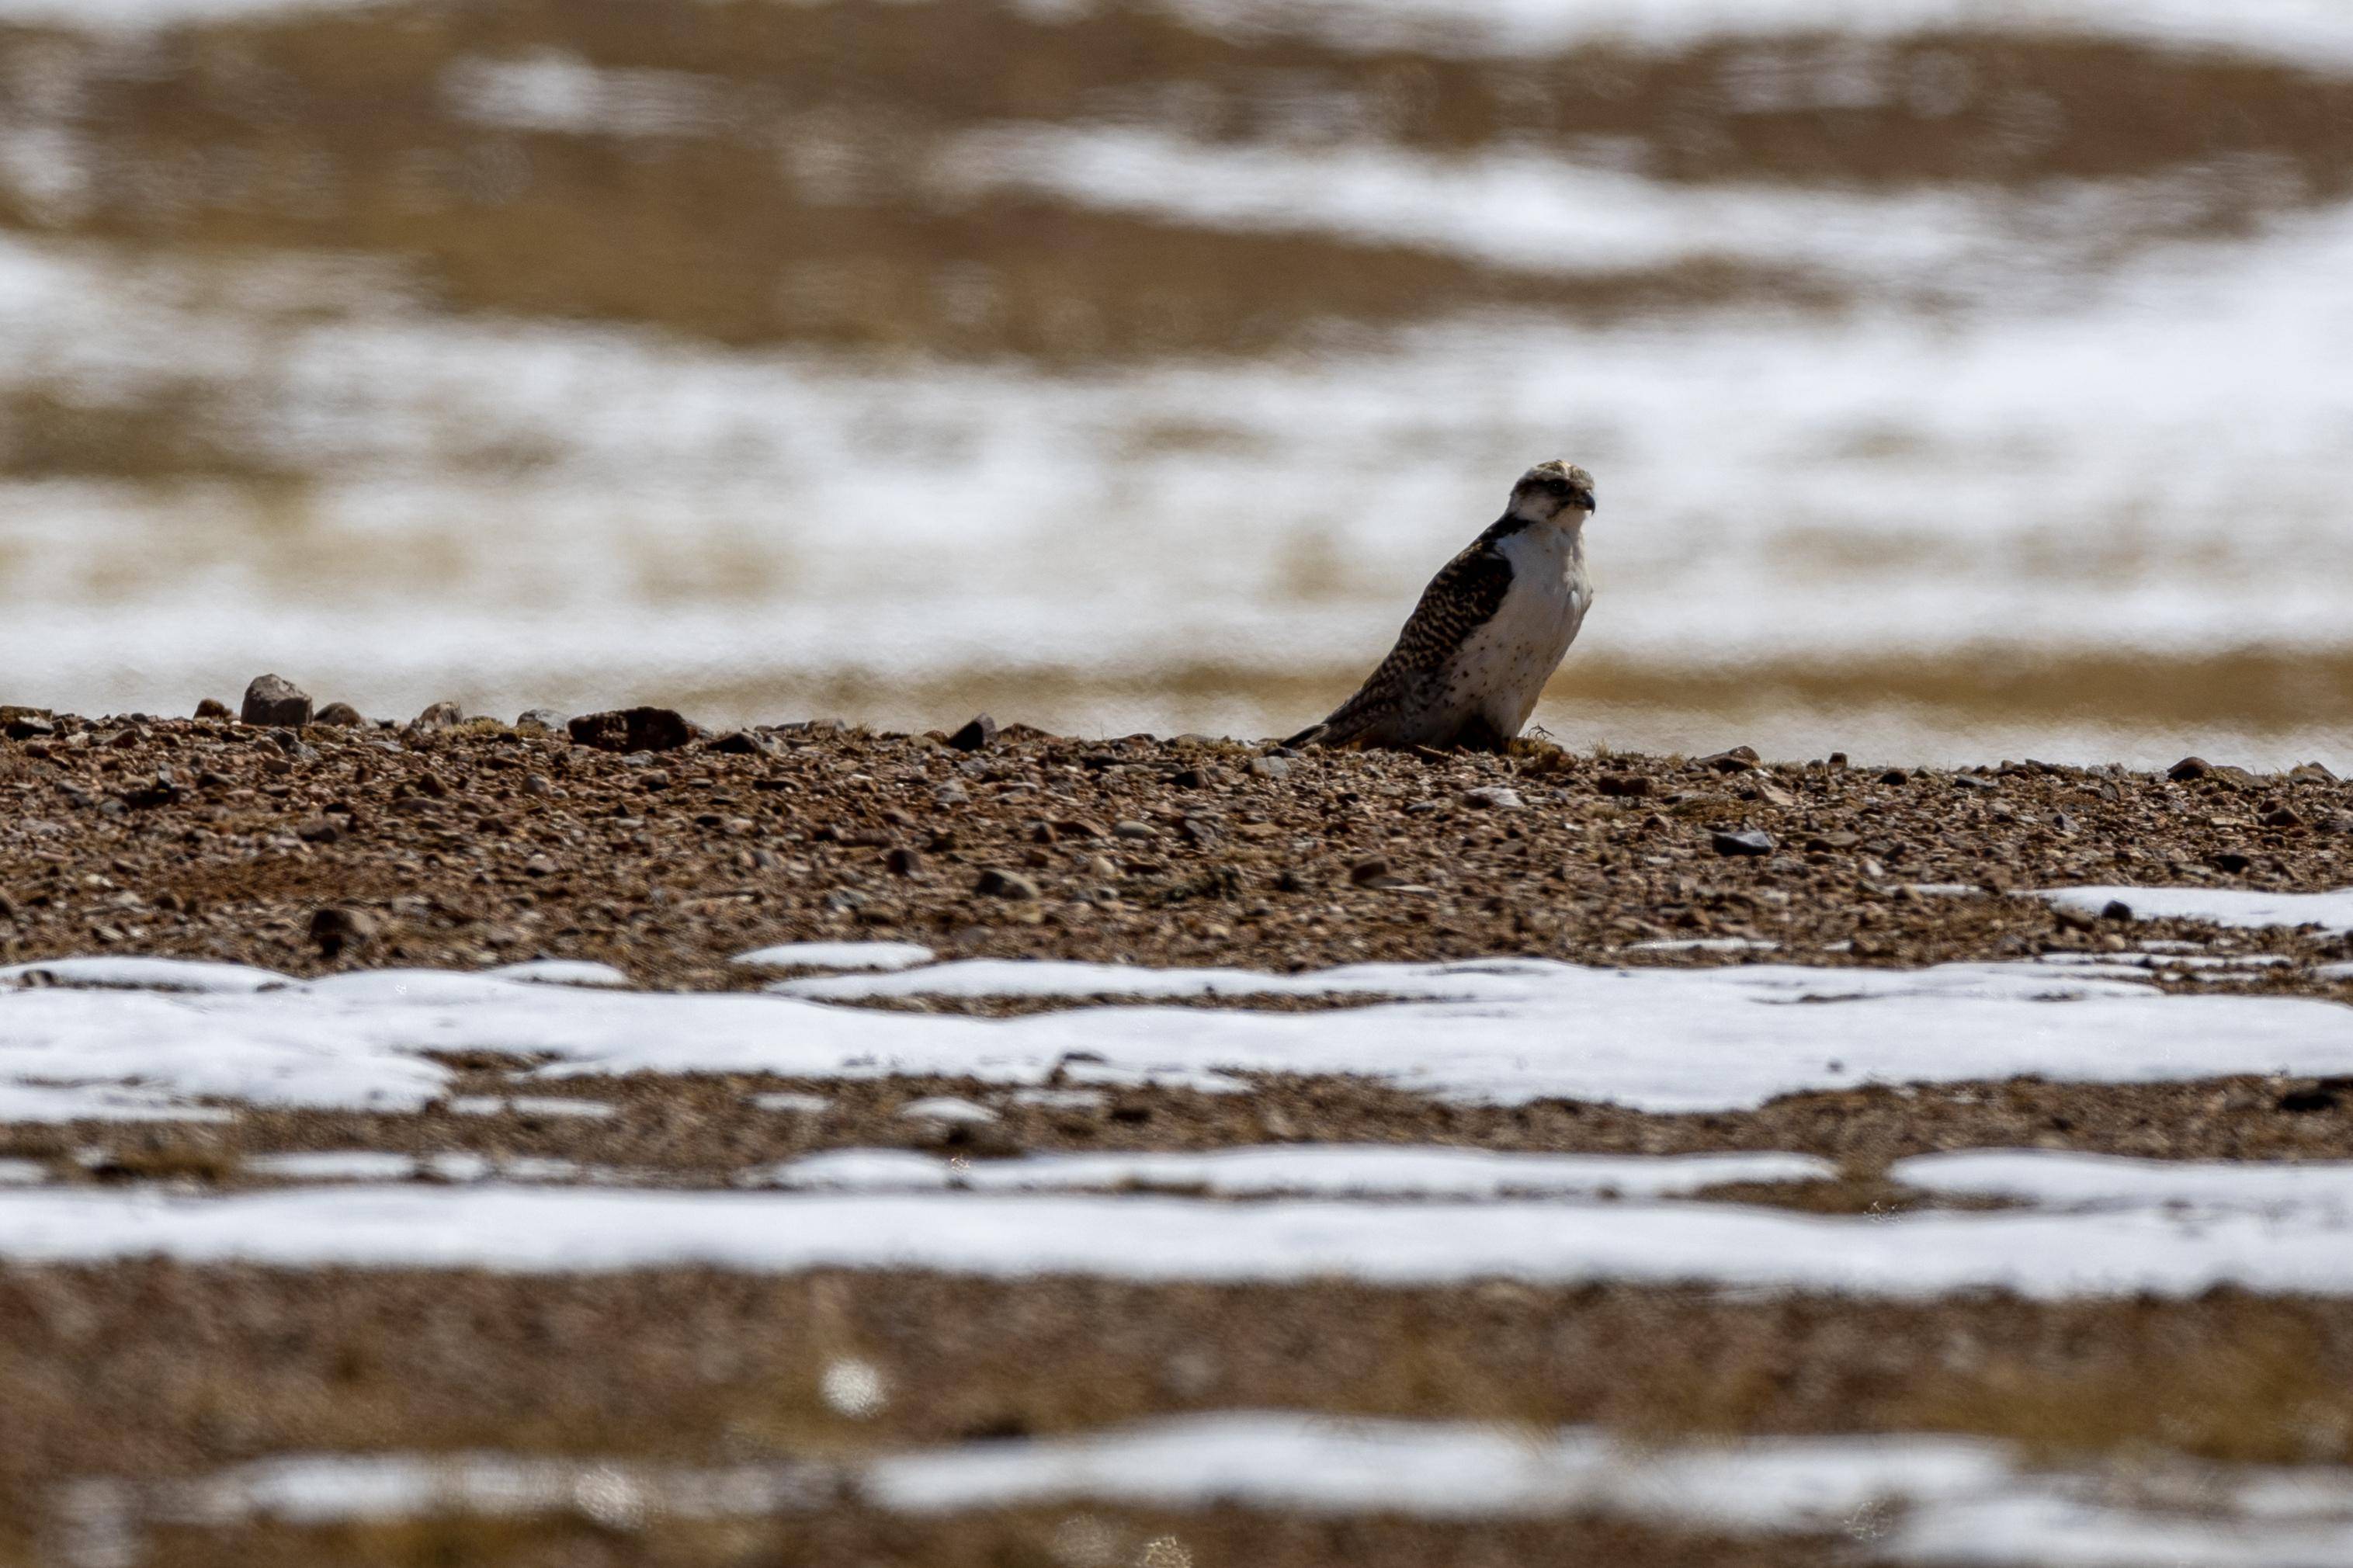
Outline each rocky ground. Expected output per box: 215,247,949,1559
9,682,2353,1567
3,683,2350,990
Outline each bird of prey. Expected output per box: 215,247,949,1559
1286,460,1596,751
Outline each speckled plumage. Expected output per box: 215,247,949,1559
1289,461,1596,752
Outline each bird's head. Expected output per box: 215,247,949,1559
1507,460,1597,526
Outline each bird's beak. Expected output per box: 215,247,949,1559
1570,489,1596,513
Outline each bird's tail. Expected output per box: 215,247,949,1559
1279,722,1327,749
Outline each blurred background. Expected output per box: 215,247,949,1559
2,0,2351,765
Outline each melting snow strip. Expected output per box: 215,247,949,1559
2038,886,2353,935
12,1183,2353,1297
5,955,2353,1118
733,942,937,973
57,1416,2353,1568
750,1146,1836,1199
1890,1150,2353,1215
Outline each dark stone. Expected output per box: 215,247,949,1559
1595,773,1650,798
948,714,998,752
2100,899,2135,922
1711,828,1777,857
307,905,379,959
412,700,465,729
315,702,366,727
1877,768,1911,786
2168,756,2212,781
2279,1081,2347,1113
567,707,696,753
1952,773,1999,790
2212,852,2254,874
240,674,312,728
1348,857,1397,887
2261,805,2304,829
296,817,342,845
1698,747,1760,773
120,779,181,810
975,868,1039,900
194,698,233,720
709,730,783,758
884,846,924,876
2,714,55,742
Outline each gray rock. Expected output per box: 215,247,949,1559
708,730,783,758
1461,785,1525,810
1595,773,1650,798
975,868,1039,900
194,698,232,720
2168,756,2212,781
1112,820,1157,840
314,702,366,727
515,708,568,734
412,700,465,729
241,674,312,728
1711,828,1777,857
948,714,998,752
1246,755,1292,780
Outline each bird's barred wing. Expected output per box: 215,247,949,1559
1295,536,1516,748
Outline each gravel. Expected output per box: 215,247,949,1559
2,707,2349,990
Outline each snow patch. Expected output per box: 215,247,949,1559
14,1181,2353,1297
6,956,2353,1120
752,1145,1837,1199
87,1414,2353,1566
2038,886,2353,934
734,942,938,973
485,960,633,989
1892,1150,2353,1216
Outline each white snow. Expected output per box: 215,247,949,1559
751,1092,833,1115
937,127,2110,290
484,960,633,989
0,1081,233,1124
244,1150,612,1185
6,956,2353,1119
88,1416,2353,1566
1892,1150,2353,1216
0,1159,44,1185
754,1145,1837,1199
2038,886,2353,935
245,1150,422,1183
17,1181,2353,1298
447,1096,617,1120
734,942,938,973
895,1096,998,1124
0,957,290,994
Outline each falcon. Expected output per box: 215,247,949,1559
1286,460,1596,751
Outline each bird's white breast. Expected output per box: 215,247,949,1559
1446,522,1591,735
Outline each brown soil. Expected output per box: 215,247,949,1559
133,1508,1845,1568
9,1266,2353,1552
2,709,2348,989
7,1073,2352,1185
